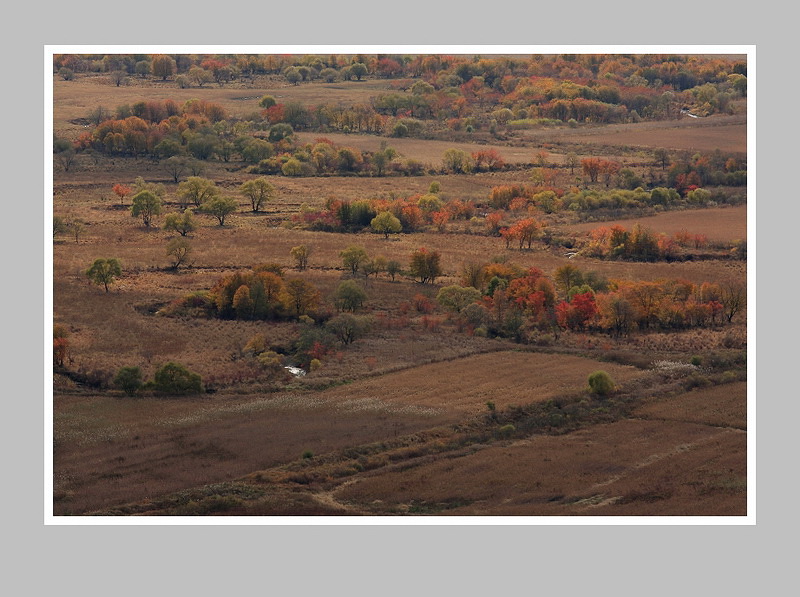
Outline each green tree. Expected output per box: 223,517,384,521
201,195,238,226
386,260,402,281
436,285,481,313
153,362,202,395
443,148,472,173
130,190,162,228
240,177,275,212
163,209,197,236
166,237,192,270
334,280,368,312
370,211,402,239
284,66,302,85
86,258,122,293
290,245,312,271
340,245,369,275
188,66,213,87
350,62,368,81
114,366,143,396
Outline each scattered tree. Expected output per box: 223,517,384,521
334,280,368,312
340,245,369,275
240,177,275,212
201,195,238,226
162,156,190,183
53,216,67,238
112,183,132,205
290,245,312,271
409,247,443,284
166,237,192,270
86,258,122,293
177,176,219,209
163,209,197,236
130,190,162,228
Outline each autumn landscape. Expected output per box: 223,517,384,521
50,51,749,518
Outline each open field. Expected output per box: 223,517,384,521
517,114,747,154
562,204,748,244
51,54,749,518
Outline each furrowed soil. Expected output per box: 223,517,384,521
52,67,748,518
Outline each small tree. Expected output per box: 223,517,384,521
153,362,202,395
112,183,132,205
163,156,190,183
325,314,372,345
151,55,176,80
443,148,472,173
53,325,69,368
114,366,143,396
130,190,162,228
334,280,368,312
436,285,481,313
371,211,402,239
86,258,122,293
163,209,197,236
409,248,442,284
110,70,127,87
177,176,219,209
282,278,321,317
340,245,369,275
201,196,238,226
53,216,67,239
290,245,312,271
588,370,616,396
240,177,276,212
386,260,402,282
166,237,192,270
68,219,85,244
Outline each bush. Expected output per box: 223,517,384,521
587,370,616,396
114,366,143,396
153,362,202,395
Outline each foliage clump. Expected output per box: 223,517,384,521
587,370,616,396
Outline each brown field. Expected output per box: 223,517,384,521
332,419,746,516
563,204,748,244
517,113,747,154
51,60,749,518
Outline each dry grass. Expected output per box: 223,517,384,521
516,113,747,154
333,418,746,516
633,381,747,429
312,350,646,415
51,65,749,517
562,205,748,244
